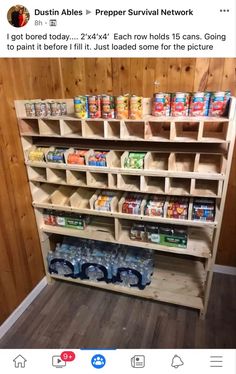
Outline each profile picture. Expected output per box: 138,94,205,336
7,5,30,28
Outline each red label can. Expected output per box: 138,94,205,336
152,93,171,117
171,92,190,117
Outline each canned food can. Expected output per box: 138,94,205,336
35,102,43,117
40,102,47,117
116,95,129,119
171,92,190,117
130,95,143,119
55,102,62,116
209,91,231,117
45,102,51,116
101,95,115,119
74,96,89,119
28,148,45,162
60,102,67,116
88,95,101,118
189,92,204,116
152,93,171,116
25,102,36,117
50,101,60,116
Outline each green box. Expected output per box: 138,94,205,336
65,217,85,230
160,234,187,248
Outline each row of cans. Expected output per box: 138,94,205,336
152,91,231,117
74,95,143,120
25,101,67,117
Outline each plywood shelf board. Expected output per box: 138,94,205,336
49,251,205,310
25,161,225,180
41,223,212,259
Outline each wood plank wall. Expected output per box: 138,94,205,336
0,58,235,324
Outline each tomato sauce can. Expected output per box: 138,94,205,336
88,95,101,118
116,95,129,119
101,95,115,119
152,93,171,116
209,91,231,117
74,96,89,119
171,92,190,117
190,92,211,116
130,95,143,119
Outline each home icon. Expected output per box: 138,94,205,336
13,355,27,368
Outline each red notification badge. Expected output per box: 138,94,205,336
60,351,76,362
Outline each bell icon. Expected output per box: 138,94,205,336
171,355,184,368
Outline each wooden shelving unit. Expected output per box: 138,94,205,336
15,97,236,318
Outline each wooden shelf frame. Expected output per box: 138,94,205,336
15,98,235,144
27,168,224,198
31,182,219,229
15,96,236,317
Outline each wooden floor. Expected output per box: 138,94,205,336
0,273,235,348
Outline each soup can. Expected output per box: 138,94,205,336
209,91,231,117
130,95,143,119
101,95,115,119
60,102,67,116
45,102,51,116
152,93,171,116
35,102,42,117
190,92,211,116
171,92,190,116
88,95,101,118
74,96,89,119
116,95,129,119
50,101,61,116
25,102,36,117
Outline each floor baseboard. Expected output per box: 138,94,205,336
0,277,47,340
213,265,236,276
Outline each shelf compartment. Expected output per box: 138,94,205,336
90,190,120,212
82,120,105,138
46,168,67,184
43,216,115,242
27,166,47,182
64,148,90,166
105,120,120,139
145,121,171,140
50,186,74,206
192,179,222,197
141,176,166,194
106,150,123,168
172,122,199,141
70,188,94,209
196,154,226,174
169,153,195,172
108,174,118,189
18,118,39,135
202,121,229,141
60,119,82,137
87,172,108,188
144,152,169,170
121,121,145,140
168,178,191,195
118,219,212,259
117,174,141,192
66,170,87,186
38,119,60,136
